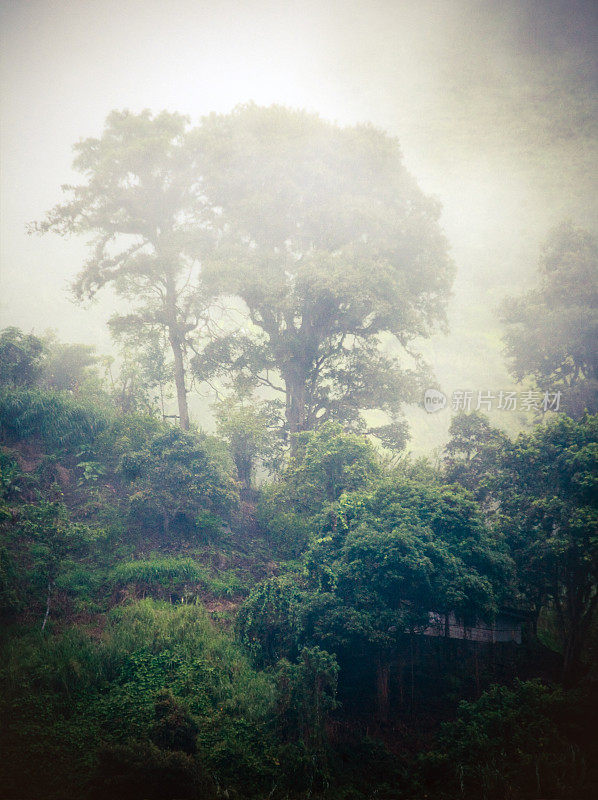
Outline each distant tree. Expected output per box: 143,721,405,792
32,110,214,429
213,395,281,491
0,327,46,388
40,332,98,392
102,353,155,416
443,411,509,501
1,326,103,398
257,422,381,556
281,422,382,512
500,222,598,417
102,331,172,418
193,104,453,448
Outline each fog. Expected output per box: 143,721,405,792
1,0,596,449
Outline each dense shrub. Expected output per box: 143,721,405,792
419,679,598,800
0,387,109,449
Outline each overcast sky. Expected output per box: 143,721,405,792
1,0,596,434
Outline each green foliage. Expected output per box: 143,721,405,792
0,543,21,617
55,564,104,606
105,330,173,417
422,679,597,800
93,412,164,473
258,422,381,556
40,333,99,393
0,326,46,388
444,411,598,681
3,110,596,799
151,689,200,753
0,451,25,616
102,601,277,794
1,368,596,800
500,414,598,678
0,386,109,449
237,576,303,666
304,476,513,649
288,422,382,509
65,414,239,544
0,627,109,799
257,488,315,558
0,326,109,406
214,395,282,487
273,646,339,792
1,601,278,799
0,448,25,502
276,646,339,743
110,556,245,599
111,555,207,587
17,499,103,626
193,103,453,439
444,411,510,500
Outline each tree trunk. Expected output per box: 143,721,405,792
376,659,390,723
285,372,307,454
562,621,585,686
396,655,405,708
235,453,253,493
41,581,52,631
164,268,190,431
559,582,597,686
169,332,190,430
410,633,415,713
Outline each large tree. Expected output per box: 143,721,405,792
445,411,598,682
193,104,454,447
499,414,598,682
500,221,598,417
32,110,213,429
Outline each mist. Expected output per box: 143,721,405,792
1,5,598,794
1,0,596,449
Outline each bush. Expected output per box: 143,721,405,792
1,601,278,799
420,679,598,800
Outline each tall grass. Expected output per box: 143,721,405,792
110,555,246,598
0,387,109,448
111,556,207,587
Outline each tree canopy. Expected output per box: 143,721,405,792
501,221,598,417
193,104,454,446
0,327,46,388
32,109,213,429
